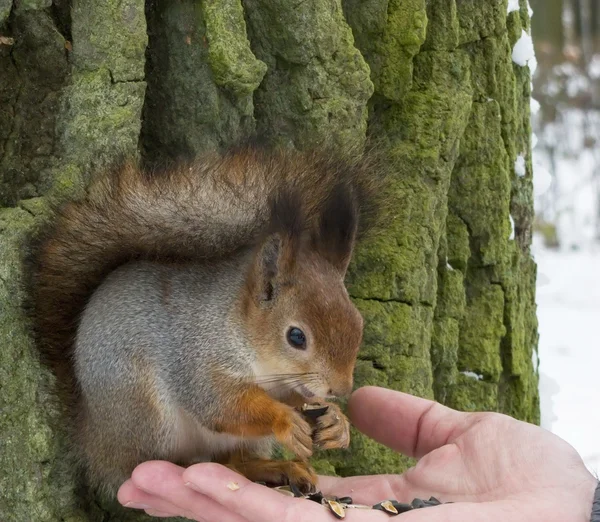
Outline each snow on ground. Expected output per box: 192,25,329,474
534,238,600,476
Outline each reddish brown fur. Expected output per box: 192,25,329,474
240,248,363,399
212,384,293,439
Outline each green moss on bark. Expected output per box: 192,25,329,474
14,0,52,11
142,0,260,160
343,0,427,101
342,0,539,473
202,0,267,96
0,10,69,206
243,0,373,148
71,0,146,82
57,69,146,172
339,0,477,476
0,0,11,23
0,208,85,522
448,374,499,412
440,1,539,422
456,0,506,45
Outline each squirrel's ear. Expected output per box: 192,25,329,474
253,232,296,304
312,182,359,275
250,189,304,304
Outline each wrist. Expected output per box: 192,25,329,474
591,480,600,522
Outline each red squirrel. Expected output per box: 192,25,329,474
30,146,383,496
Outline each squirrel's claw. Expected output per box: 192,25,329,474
227,459,317,495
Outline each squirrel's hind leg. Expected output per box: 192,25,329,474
222,451,317,494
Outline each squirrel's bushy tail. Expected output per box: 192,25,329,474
28,146,384,404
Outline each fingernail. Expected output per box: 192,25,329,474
124,502,152,509
184,481,200,491
146,509,177,517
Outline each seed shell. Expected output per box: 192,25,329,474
337,496,353,505
373,500,399,515
227,482,240,491
273,486,295,497
327,499,346,519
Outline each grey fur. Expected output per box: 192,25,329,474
75,252,273,491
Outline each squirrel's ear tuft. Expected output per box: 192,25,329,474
312,182,359,275
268,188,305,241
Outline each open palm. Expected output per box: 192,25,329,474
118,387,597,521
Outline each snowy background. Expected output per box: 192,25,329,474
529,0,600,475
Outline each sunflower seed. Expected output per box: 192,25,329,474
301,403,330,421
411,498,426,509
389,501,413,514
307,491,325,504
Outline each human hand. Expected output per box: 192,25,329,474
118,386,598,521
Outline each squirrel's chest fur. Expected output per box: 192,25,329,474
74,255,271,467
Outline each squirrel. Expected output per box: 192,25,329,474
29,145,382,496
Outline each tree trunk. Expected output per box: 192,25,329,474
0,0,539,520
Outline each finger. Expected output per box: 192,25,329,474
182,463,389,522
128,461,249,522
183,463,323,522
349,387,474,458
118,478,181,516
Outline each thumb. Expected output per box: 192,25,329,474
348,387,476,459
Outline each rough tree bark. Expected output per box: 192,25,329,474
0,0,539,520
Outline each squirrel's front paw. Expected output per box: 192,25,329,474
276,409,313,461
313,402,351,450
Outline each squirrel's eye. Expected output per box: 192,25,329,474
287,327,306,349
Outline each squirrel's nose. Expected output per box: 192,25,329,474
329,381,353,398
